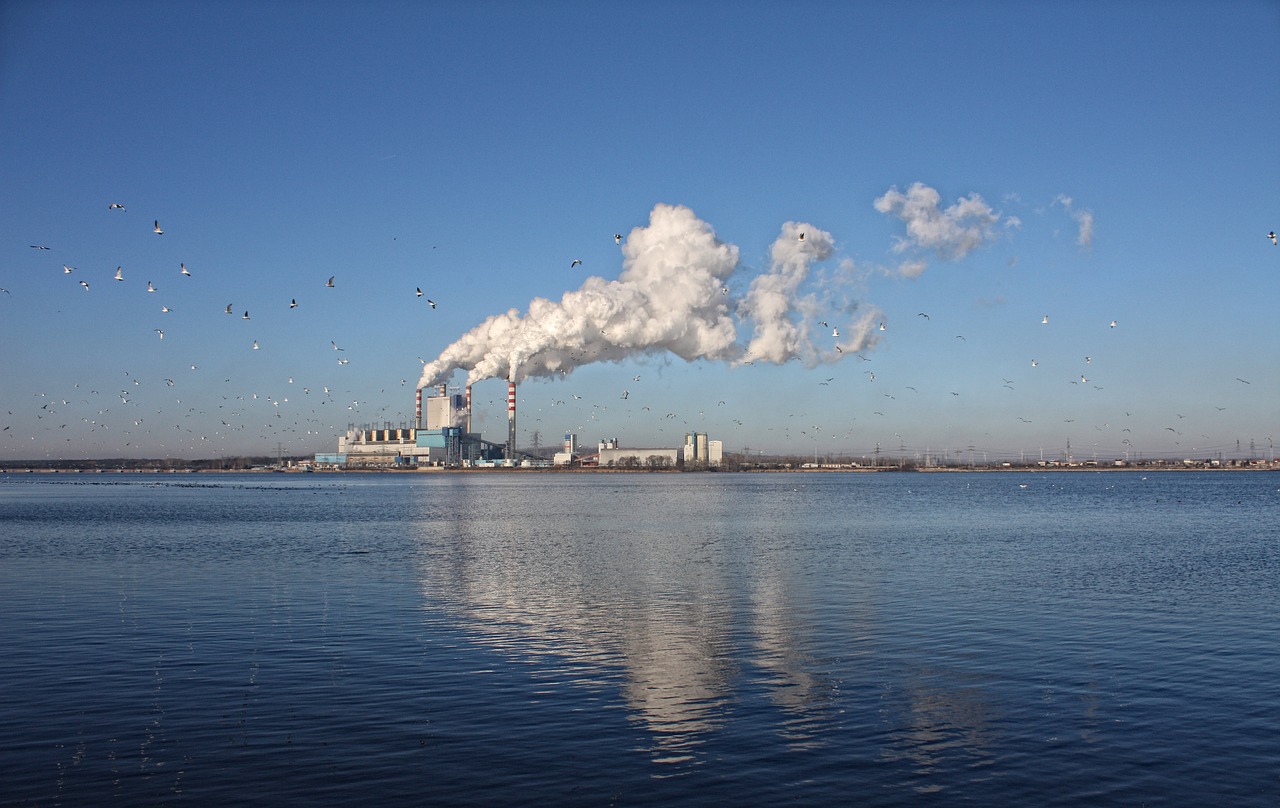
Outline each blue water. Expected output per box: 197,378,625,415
1,470,1277,806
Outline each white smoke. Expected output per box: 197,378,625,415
418,204,895,389
418,204,740,388
738,222,881,364
874,182,1003,275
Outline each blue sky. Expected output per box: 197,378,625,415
2,0,1277,462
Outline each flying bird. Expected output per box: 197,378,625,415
154,329,164,340
114,267,123,281
798,232,805,241
180,263,191,276
331,341,344,351
161,306,172,313
1269,231,1277,245
1110,320,1117,328
242,311,250,320
1042,315,1049,324
832,327,840,337
571,259,582,268
878,322,886,331
147,281,156,292
79,280,89,290
426,299,436,308
917,312,930,319
290,299,298,308
30,245,50,250
226,304,233,315
326,276,335,287
108,203,125,211
252,340,259,350
153,220,163,235
63,265,75,274
1031,359,1038,367
416,287,423,297
614,233,622,244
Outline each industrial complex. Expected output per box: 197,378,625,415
314,384,722,470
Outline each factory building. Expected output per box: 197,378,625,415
591,433,722,469
315,384,722,470
553,433,578,466
314,384,508,468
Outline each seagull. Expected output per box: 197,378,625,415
326,276,335,287
331,340,344,351
426,299,436,308
161,306,172,313
416,287,423,297
153,220,163,235
571,259,582,268
1236,377,1251,384
835,345,843,353
30,245,50,250
1110,320,1118,328
955,335,966,341
252,340,259,350
147,281,156,292
114,267,123,281
226,304,233,315
337,358,350,365
108,203,125,211
63,265,75,274
917,312,930,319
242,311,250,320
180,263,191,276
79,280,90,290
621,390,629,399
1042,315,1049,324
798,232,805,241
1031,359,1038,367
154,329,164,340
1270,231,1277,245
1081,375,1088,383
614,233,622,244
831,327,840,338
1085,356,1092,363
290,299,297,308
878,322,886,331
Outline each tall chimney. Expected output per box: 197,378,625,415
465,384,472,434
507,381,517,461
415,387,422,429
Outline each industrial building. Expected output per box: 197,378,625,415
574,434,722,468
315,384,722,470
314,383,511,468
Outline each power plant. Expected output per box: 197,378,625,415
313,383,722,470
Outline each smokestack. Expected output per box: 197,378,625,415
415,387,422,429
507,381,516,460
465,384,472,434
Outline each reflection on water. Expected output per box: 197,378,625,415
5,471,1277,805
408,475,1009,772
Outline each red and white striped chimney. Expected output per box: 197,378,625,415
507,381,517,460
414,387,422,429
465,384,472,433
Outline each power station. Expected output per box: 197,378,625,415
314,383,722,470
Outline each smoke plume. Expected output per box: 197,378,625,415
417,203,880,390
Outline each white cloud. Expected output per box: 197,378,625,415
1053,194,1094,250
874,183,1003,273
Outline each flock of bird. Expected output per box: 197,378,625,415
7,203,446,458
7,219,1277,461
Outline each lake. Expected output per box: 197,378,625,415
1,470,1277,806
